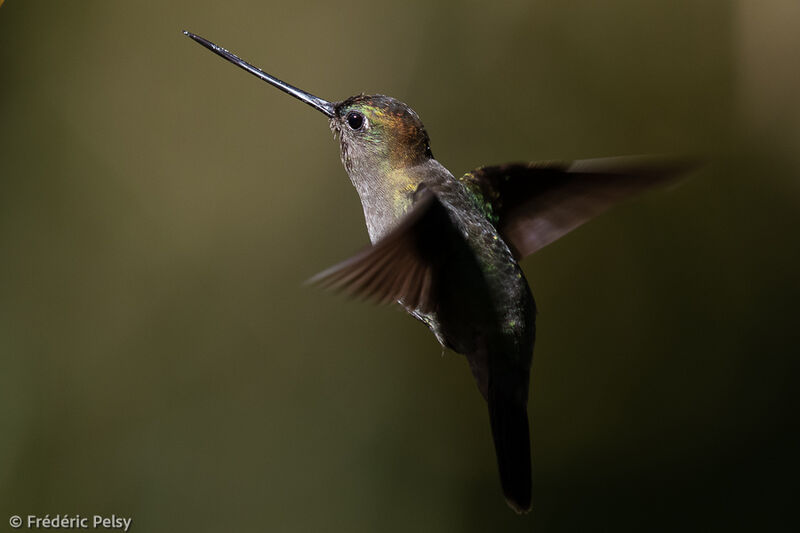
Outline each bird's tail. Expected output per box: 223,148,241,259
488,381,532,513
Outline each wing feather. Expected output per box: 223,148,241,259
460,155,696,258
307,189,457,313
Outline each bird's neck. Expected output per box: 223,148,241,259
348,164,424,242
348,158,454,243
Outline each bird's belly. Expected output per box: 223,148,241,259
408,261,535,362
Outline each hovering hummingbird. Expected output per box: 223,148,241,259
185,31,692,513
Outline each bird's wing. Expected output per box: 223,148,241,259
307,187,458,313
458,155,695,259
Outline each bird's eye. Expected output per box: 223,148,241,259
346,111,365,130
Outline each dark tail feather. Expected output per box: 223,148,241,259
488,386,532,513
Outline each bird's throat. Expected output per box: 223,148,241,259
347,166,424,243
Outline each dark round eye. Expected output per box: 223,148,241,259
346,111,365,130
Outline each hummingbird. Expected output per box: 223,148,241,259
185,31,692,513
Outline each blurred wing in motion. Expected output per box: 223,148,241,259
459,156,696,259
307,188,459,313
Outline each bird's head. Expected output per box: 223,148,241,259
330,94,432,175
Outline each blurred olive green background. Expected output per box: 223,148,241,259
2,1,799,531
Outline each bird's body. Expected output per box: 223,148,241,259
185,32,692,513
350,153,537,510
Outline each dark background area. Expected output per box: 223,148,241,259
1,1,798,531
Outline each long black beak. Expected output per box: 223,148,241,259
184,31,335,118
